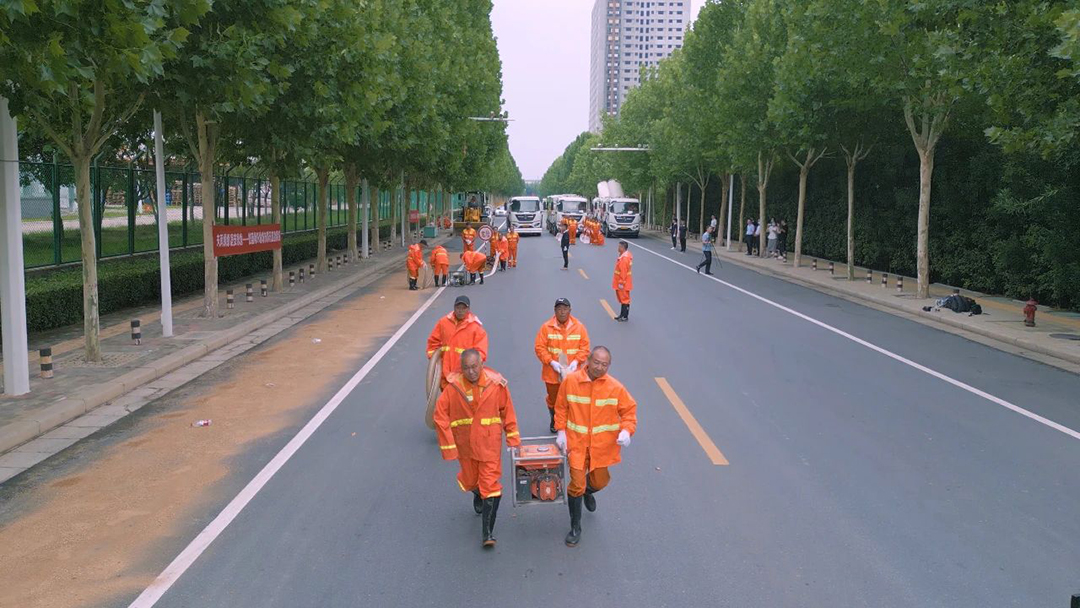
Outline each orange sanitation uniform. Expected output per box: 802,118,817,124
407,243,424,280
430,245,449,279
554,368,637,497
427,312,488,386
462,227,477,252
462,250,487,274
493,235,509,263
434,369,521,499
567,218,578,245
506,232,519,267
534,315,590,410
613,249,633,305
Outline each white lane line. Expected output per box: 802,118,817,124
630,242,1080,443
130,272,453,607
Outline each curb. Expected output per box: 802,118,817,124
643,232,1080,369
0,246,421,456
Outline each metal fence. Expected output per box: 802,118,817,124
18,160,441,269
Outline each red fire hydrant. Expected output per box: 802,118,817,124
1023,298,1038,327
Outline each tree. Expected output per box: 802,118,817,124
0,0,208,360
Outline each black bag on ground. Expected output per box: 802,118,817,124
941,294,979,314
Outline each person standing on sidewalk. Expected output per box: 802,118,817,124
753,220,762,256
744,219,755,256
679,221,688,253
534,298,591,433
560,225,571,270
697,228,715,275
613,241,634,322
554,346,638,547
777,220,788,262
670,218,679,250
766,219,778,258
434,349,521,548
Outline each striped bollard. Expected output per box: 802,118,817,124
246,283,254,302
309,263,316,277
226,289,235,309
335,255,341,269
299,268,305,284
40,347,54,379
131,320,142,345
289,271,295,287
881,273,888,288
812,258,817,271
261,279,268,297
344,254,350,265
897,276,904,293
828,261,834,275
866,269,873,284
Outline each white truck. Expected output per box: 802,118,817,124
507,196,543,235
545,194,588,235
598,197,642,238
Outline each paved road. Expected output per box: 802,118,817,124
138,220,1080,607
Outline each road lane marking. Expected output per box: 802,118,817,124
129,257,464,608
631,242,1080,443
655,378,729,466
578,269,589,280
599,299,617,320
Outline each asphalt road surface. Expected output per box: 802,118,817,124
133,219,1080,608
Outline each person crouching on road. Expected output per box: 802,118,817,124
434,349,521,549
407,240,426,290
613,240,633,322
554,346,637,547
430,243,450,286
427,295,489,389
462,250,487,285
506,226,519,267
534,298,590,433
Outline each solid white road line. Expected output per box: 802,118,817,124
630,242,1080,443
130,268,456,607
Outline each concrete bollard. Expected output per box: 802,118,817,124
40,347,53,379
131,320,142,345
829,261,834,275
226,289,235,309
812,258,818,271
881,273,888,288
897,276,904,293
246,283,254,302
289,271,295,287
866,269,873,284
299,268,305,284
261,279,268,297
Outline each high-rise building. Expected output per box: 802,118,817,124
589,0,690,133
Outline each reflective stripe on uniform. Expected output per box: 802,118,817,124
567,334,582,340
440,346,451,352
548,347,563,354
566,421,589,434
592,424,620,434
450,418,473,428
479,417,502,426
454,347,465,354
566,395,591,405
506,431,519,437
547,333,563,340
565,349,579,355
442,444,458,450
594,398,618,407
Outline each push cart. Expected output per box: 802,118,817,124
509,436,568,507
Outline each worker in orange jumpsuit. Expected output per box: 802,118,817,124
554,346,637,547
534,298,590,433
461,250,487,285
493,232,509,271
613,240,633,322
461,222,477,253
430,243,450,286
567,217,578,245
427,295,488,389
506,225,520,267
434,349,521,548
406,240,426,290
593,220,606,246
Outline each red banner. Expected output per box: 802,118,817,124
212,224,282,258
409,209,420,223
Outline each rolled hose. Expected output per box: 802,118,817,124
425,350,442,429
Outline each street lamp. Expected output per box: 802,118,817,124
467,111,512,122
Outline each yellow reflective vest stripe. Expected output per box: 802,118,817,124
479,417,502,426
594,398,618,407
566,394,591,404
566,421,589,434
592,424,620,434
450,418,473,428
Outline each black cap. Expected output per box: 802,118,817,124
454,295,471,308
554,298,571,308
420,239,428,246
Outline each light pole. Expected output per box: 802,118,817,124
0,96,29,395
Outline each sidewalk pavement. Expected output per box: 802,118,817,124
0,237,448,483
644,230,1080,368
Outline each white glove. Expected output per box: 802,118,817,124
617,429,631,447
567,360,579,372
556,430,567,452
550,361,562,374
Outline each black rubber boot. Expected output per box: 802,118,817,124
565,495,583,547
622,304,630,321
548,408,556,434
584,484,597,512
472,490,483,515
479,274,484,285
481,496,500,548
409,278,417,290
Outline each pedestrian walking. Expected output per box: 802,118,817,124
534,298,590,433
560,225,571,270
679,221,688,252
426,295,489,390
613,241,633,322
744,219,755,256
697,228,714,275
554,346,638,547
434,349,521,548
669,218,678,250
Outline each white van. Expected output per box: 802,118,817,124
600,197,641,238
508,196,543,235
546,195,588,234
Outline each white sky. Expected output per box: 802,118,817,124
491,0,705,180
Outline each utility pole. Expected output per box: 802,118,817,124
0,97,30,395
153,111,173,337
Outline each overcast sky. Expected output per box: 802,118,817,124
491,0,705,180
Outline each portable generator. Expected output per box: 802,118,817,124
449,270,466,287
510,436,568,507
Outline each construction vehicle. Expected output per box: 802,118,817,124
462,191,487,224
